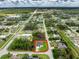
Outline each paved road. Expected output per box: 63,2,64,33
0,9,37,57
43,16,54,59
8,15,54,59
0,10,54,59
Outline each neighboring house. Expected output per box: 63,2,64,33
0,35,7,39
17,34,33,41
58,42,67,49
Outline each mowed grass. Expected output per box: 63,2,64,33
39,42,48,51
57,29,79,58
32,54,50,59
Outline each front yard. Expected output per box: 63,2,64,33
34,40,48,52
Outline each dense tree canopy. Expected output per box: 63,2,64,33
8,37,34,51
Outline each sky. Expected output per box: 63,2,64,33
0,0,79,7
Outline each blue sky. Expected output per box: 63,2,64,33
0,0,79,7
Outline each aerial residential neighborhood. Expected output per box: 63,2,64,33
0,9,79,59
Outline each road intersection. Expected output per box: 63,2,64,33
0,10,54,59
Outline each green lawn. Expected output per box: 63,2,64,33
32,54,50,59
17,54,49,59
39,42,48,51
0,53,12,59
17,54,29,59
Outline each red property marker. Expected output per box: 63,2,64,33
33,40,49,52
